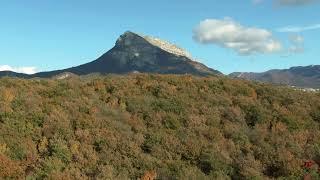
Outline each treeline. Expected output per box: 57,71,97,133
0,74,319,179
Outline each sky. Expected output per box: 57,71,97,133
0,0,319,74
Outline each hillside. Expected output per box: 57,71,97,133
230,65,320,89
0,71,30,78
0,74,320,179
0,32,221,78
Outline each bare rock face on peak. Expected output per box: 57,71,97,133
1,31,221,78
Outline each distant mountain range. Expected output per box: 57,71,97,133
0,71,31,78
0,31,221,78
1,31,320,89
229,65,320,89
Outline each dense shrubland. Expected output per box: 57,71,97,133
0,74,319,179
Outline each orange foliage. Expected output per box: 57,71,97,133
141,170,157,180
0,155,23,179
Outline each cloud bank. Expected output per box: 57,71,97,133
0,65,38,74
193,18,282,55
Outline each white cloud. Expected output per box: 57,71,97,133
289,34,304,44
288,34,304,53
276,0,319,6
193,18,282,55
277,24,320,32
0,65,38,74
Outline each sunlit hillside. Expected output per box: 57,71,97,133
0,74,319,179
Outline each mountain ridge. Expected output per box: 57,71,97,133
3,31,320,89
0,31,221,78
229,65,320,88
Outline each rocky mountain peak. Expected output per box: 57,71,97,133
142,35,193,59
0,31,221,78
116,31,194,60
115,31,147,47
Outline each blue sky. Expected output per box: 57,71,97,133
0,0,319,74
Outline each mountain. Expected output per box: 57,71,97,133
229,65,320,89
0,31,221,78
0,71,30,78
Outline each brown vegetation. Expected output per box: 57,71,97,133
0,74,319,179
141,170,157,180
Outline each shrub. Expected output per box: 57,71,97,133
49,138,72,164
152,98,184,114
311,108,320,123
141,133,162,154
244,105,266,127
0,155,23,179
162,114,181,130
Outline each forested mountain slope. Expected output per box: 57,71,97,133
0,74,319,179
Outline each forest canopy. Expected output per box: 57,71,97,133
0,74,319,179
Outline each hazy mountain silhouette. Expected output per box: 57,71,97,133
229,65,320,88
0,71,30,78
